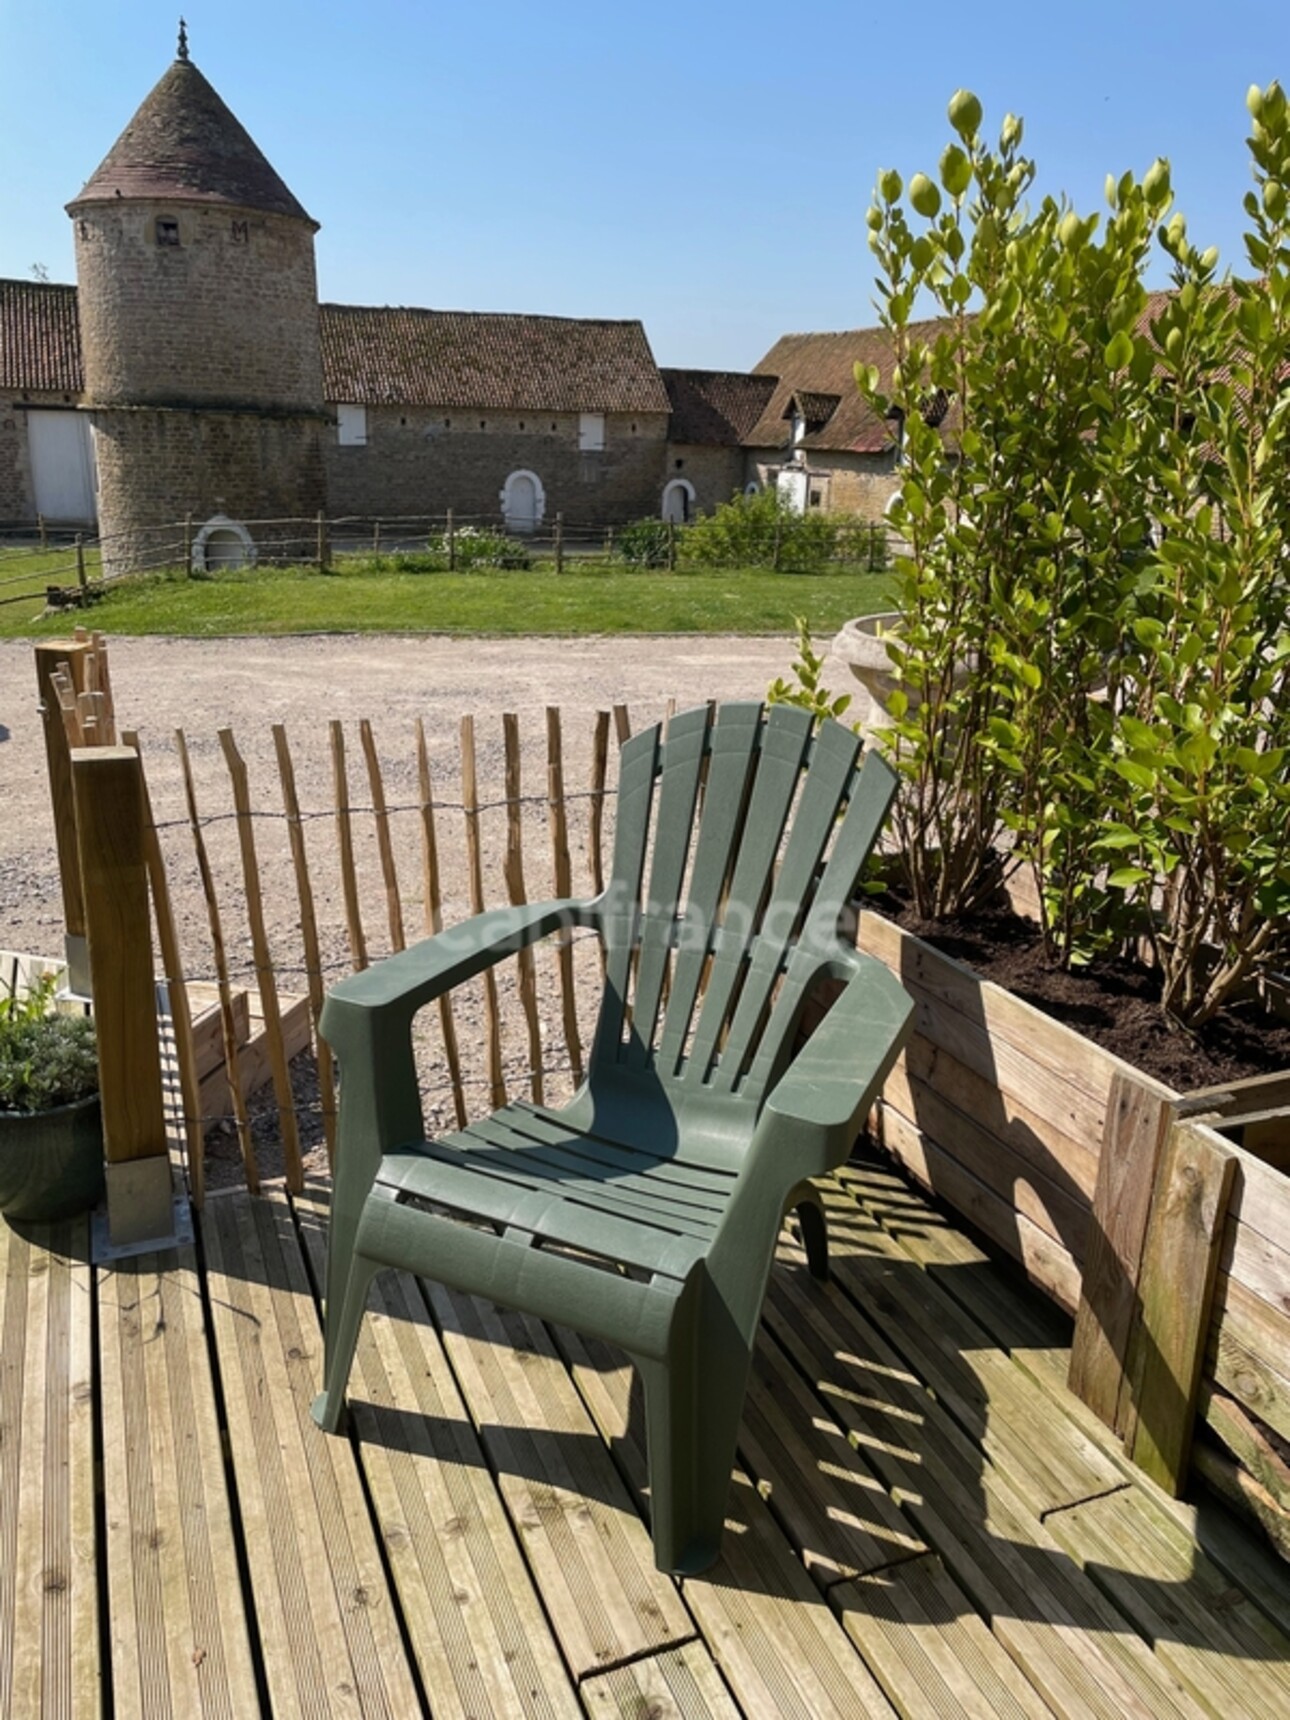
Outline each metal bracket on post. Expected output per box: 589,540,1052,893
93,1164,193,1261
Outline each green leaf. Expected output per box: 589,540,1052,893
1107,866,1153,888
1104,329,1135,371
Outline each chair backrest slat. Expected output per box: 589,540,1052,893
592,723,661,1066
705,718,861,1093
680,706,813,1081
737,749,898,1105
589,704,897,1105
624,706,711,1068
653,704,765,1073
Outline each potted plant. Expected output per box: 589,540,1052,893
0,973,103,1223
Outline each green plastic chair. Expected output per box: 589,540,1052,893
311,702,914,1574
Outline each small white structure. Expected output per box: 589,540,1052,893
192,514,257,573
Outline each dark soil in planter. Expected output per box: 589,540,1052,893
882,895,1290,1093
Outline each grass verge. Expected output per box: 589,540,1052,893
0,559,891,640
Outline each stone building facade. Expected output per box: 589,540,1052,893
658,370,779,520
1,43,946,550
66,47,327,577
320,305,670,528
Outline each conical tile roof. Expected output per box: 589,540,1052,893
67,56,316,227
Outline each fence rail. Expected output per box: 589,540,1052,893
3,507,898,610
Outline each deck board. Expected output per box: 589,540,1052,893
7,1152,1290,1717
427,1284,696,1679
837,1554,1058,1718
0,1216,98,1719
201,1188,424,1718
98,1245,260,1718
559,1328,900,1718
291,1182,583,1719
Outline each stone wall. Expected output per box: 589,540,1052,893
325,409,669,526
91,407,327,577
71,201,324,411
663,444,746,518
0,399,39,523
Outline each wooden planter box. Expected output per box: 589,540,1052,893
857,908,1290,1554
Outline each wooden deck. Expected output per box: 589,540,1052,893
5,1153,1290,1718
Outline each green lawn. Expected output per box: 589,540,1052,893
0,543,103,619
0,558,891,640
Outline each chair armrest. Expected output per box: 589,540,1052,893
756,950,914,1179
321,897,599,1055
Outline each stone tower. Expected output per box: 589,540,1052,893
66,30,328,578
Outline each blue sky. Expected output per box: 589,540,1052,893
2,2,1286,370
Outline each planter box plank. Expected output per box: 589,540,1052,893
900,1032,1101,1199
1208,1276,1290,1445
1223,1146,1290,1261
877,1107,1081,1313
1124,1124,1237,1495
860,909,1172,1112
882,1060,1092,1257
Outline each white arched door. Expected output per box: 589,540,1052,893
501,470,544,533
661,478,695,523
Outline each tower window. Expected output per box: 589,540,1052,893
155,218,180,247
579,412,606,451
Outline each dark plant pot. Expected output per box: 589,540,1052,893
0,1094,104,1223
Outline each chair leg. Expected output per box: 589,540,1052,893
795,1188,830,1282
311,1251,380,1434
637,1270,756,1577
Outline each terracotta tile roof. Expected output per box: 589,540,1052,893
0,280,83,393
744,322,959,454
661,368,779,445
318,304,670,413
68,58,315,226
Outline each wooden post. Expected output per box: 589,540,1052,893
1068,1075,1176,1433
372,519,381,555
316,511,329,572
1122,1122,1237,1494
461,715,506,1109
38,513,47,549
772,510,782,571
554,512,564,574
446,508,456,571
75,534,87,605
71,746,172,1247
502,712,545,1103
666,518,676,570
330,721,367,970
183,513,193,574
415,720,467,1128
34,640,94,990
546,707,584,1085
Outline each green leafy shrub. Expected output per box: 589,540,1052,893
682,488,840,574
364,550,447,574
783,81,1290,1028
430,527,533,571
0,976,98,1113
615,519,674,568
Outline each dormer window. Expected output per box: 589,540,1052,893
155,218,180,247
